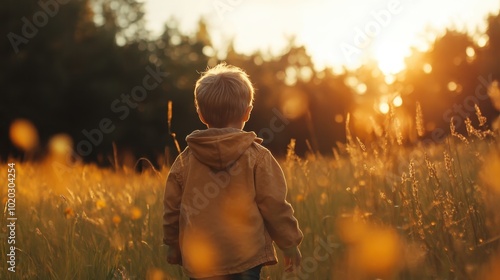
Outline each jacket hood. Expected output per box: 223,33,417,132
186,128,262,170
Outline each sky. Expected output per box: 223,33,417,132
143,0,500,74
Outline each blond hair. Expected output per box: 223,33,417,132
194,63,254,127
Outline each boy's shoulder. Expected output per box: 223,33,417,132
169,147,192,172
247,140,277,164
171,139,273,168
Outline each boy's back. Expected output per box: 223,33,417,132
163,63,303,280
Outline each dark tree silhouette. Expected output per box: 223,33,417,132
1,1,499,164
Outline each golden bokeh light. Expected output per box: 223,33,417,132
284,67,298,86
477,34,489,48
379,102,390,114
448,81,458,92
350,107,386,138
295,193,305,202
423,63,433,74
182,233,217,274
353,227,402,277
281,88,309,119
393,96,403,107
337,216,370,244
9,119,39,152
466,46,476,58
334,114,344,123
355,83,367,95
338,216,403,278
48,134,73,158
345,76,359,88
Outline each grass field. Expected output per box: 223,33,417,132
2,116,500,280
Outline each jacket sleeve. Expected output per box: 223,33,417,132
255,149,303,251
163,159,183,246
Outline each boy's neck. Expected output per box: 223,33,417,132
207,122,245,130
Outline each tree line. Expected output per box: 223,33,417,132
1,0,499,165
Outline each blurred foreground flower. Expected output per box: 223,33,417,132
130,207,142,220
183,233,217,274
9,119,39,152
295,194,305,202
112,215,122,225
354,227,402,278
64,207,75,219
96,199,107,210
338,216,403,278
147,268,165,280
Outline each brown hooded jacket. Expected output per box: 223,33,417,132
163,128,303,278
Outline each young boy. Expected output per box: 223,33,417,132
163,63,303,280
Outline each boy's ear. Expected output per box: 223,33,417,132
243,106,253,122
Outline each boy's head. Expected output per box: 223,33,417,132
194,63,254,128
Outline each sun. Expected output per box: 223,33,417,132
372,42,410,76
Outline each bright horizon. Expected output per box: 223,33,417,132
144,0,500,74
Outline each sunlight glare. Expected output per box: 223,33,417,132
384,75,395,84
373,44,408,76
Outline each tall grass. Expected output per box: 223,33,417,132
1,112,500,279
